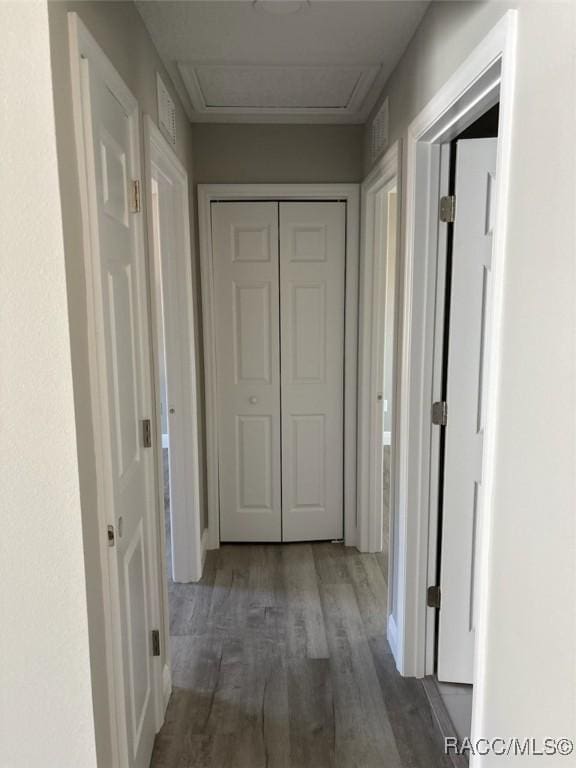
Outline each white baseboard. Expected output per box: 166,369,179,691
201,527,209,569
387,613,399,661
162,663,172,715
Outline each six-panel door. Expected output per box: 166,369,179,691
280,202,345,541
212,202,282,541
87,62,157,767
211,201,346,542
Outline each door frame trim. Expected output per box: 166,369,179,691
143,116,206,722
144,117,204,588
198,184,360,548
393,8,517,706
357,141,400,555
68,13,163,765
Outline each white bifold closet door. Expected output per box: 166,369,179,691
211,200,345,543
212,202,282,542
280,202,345,541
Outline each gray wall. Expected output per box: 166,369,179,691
192,123,364,184
47,3,202,763
364,0,575,742
364,1,521,174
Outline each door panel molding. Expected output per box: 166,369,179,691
198,184,360,549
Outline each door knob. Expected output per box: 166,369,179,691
249,396,258,405
169,407,175,414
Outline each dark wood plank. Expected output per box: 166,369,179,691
282,543,329,658
370,637,456,768
287,658,335,768
317,580,403,768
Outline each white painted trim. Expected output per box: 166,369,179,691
144,115,204,585
469,15,518,761
424,143,451,677
68,13,160,766
161,663,172,716
387,613,399,661
162,433,169,449
394,10,517,691
383,432,392,447
357,142,400,555
198,184,360,548
201,527,209,569
177,61,379,122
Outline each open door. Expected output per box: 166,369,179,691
78,49,158,768
437,138,497,683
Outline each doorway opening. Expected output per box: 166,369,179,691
428,102,500,742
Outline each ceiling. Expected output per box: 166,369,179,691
135,0,430,124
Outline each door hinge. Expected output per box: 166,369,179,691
142,418,152,448
107,524,115,547
130,179,141,213
432,401,448,426
439,195,456,223
151,629,161,657
427,585,441,609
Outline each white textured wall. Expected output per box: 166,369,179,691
0,2,97,767
366,0,576,760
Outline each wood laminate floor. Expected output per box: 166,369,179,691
151,541,453,768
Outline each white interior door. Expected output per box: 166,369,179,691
212,202,282,541
85,61,157,765
437,138,498,683
280,202,345,541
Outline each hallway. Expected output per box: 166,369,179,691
151,543,452,768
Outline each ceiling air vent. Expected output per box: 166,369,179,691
157,73,176,146
370,97,389,162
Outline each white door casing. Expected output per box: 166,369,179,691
83,58,157,767
212,202,282,542
199,184,359,549
146,117,203,587
280,202,345,541
357,141,400,557
437,138,498,683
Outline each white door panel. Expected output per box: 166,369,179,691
86,61,156,767
280,202,345,541
437,138,498,684
212,202,282,541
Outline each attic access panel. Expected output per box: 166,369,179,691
177,62,379,118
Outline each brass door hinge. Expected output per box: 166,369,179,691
142,418,152,448
130,179,141,213
151,629,161,657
